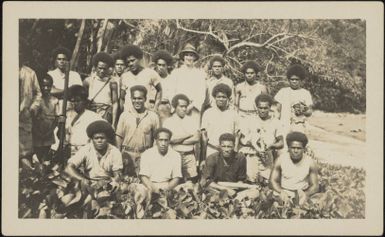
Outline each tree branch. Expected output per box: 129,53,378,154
176,19,229,50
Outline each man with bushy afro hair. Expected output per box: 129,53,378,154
130,85,148,98
205,55,234,110
83,51,119,126
119,45,163,113
240,60,260,74
212,83,232,98
274,63,313,135
52,46,72,60
92,52,114,68
254,93,274,107
285,131,308,147
209,55,226,68
152,50,174,66
66,119,123,183
171,93,190,109
48,46,82,101
270,131,319,203
120,45,144,60
286,64,307,80
68,84,88,101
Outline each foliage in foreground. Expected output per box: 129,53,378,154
19,159,365,219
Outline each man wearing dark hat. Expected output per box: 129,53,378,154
270,132,318,205
51,85,103,156
119,45,163,113
152,49,175,124
19,38,42,168
83,52,119,128
169,43,207,118
66,120,123,184
48,46,82,100
274,64,313,136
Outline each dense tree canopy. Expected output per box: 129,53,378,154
19,19,366,113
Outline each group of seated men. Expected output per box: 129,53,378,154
19,41,318,204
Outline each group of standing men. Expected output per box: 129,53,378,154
19,40,319,206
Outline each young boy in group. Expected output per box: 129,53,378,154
235,60,268,136
30,74,60,162
274,64,313,136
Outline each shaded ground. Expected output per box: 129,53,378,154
307,111,366,168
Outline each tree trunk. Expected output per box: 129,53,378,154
70,19,86,71
97,19,109,53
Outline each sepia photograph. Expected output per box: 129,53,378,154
3,1,383,236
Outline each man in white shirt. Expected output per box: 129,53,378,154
239,94,284,183
152,50,175,124
48,47,82,109
201,83,239,157
169,43,207,118
163,94,200,182
235,60,268,137
52,85,103,157
119,45,162,112
270,132,318,205
205,55,234,110
139,128,182,193
274,64,313,136
83,52,119,128
66,120,123,182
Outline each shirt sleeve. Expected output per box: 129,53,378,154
233,111,240,133
111,149,124,171
67,146,87,167
274,89,284,104
304,90,313,106
171,152,183,179
115,112,127,138
150,69,161,87
236,154,247,182
191,73,207,111
138,151,151,178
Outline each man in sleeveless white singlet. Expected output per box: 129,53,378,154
269,132,319,205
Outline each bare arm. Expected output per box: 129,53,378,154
304,161,319,196
119,89,126,112
170,134,194,145
167,177,181,190
268,135,284,150
269,158,285,193
154,83,162,110
181,131,200,145
65,163,88,182
140,175,159,193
